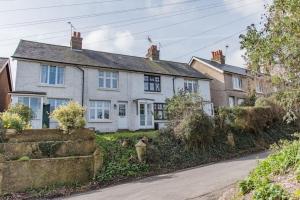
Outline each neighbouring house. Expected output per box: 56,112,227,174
189,50,271,107
11,32,213,131
0,57,12,112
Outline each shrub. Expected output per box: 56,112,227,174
253,184,289,200
0,112,25,132
165,91,214,150
174,111,214,151
50,101,86,133
6,104,33,126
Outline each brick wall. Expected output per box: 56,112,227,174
0,64,11,112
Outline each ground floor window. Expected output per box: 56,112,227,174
17,96,41,119
237,98,245,106
48,98,70,113
154,103,167,120
89,100,111,120
228,96,235,107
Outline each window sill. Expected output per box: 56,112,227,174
256,91,264,94
39,84,65,88
98,88,120,92
232,88,244,92
88,120,113,123
144,91,162,94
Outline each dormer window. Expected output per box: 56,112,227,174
41,65,64,85
232,76,242,90
184,79,198,93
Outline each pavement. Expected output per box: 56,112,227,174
63,151,268,200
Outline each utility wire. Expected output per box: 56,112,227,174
172,29,247,60
0,0,125,13
0,0,201,29
0,0,223,43
0,0,254,47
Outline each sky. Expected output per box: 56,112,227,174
0,0,268,67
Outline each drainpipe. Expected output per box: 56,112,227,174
172,76,176,95
75,66,84,106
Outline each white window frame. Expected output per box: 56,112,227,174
256,80,263,93
237,98,245,106
17,96,42,119
48,98,70,113
99,70,119,90
184,79,198,93
89,100,111,121
40,65,65,85
232,76,242,90
228,96,235,107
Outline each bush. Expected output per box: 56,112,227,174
0,112,25,132
6,104,33,126
50,101,86,133
174,111,214,151
253,184,290,200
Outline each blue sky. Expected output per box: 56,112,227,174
0,0,267,66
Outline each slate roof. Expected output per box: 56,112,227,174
0,57,8,68
13,40,209,79
194,57,248,76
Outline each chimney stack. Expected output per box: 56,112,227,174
211,50,225,64
70,31,83,50
146,45,160,61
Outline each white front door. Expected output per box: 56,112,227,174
118,103,128,129
139,102,154,129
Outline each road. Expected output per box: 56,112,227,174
64,152,268,200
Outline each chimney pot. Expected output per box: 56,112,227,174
211,49,225,64
146,45,160,60
71,31,83,50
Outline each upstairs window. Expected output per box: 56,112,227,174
41,65,64,85
232,76,242,90
144,75,161,92
99,70,119,89
184,79,198,93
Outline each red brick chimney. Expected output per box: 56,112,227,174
211,50,225,64
70,31,83,50
146,45,160,60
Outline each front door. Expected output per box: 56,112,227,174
139,102,154,129
118,103,128,129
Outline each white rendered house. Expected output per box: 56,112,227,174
10,32,213,132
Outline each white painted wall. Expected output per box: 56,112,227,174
12,60,213,132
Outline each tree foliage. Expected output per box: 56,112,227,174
240,0,300,122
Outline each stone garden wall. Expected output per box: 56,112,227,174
0,129,102,194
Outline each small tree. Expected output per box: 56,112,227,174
166,90,214,150
6,104,33,126
50,101,86,133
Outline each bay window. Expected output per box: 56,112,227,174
89,100,111,120
41,65,64,85
99,70,119,89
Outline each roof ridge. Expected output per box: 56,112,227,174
19,40,189,65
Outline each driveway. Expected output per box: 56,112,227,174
64,152,268,200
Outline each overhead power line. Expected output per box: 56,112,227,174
0,0,223,43
172,29,247,60
0,0,201,29
0,0,125,13
0,0,254,47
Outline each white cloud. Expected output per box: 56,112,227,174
84,26,135,54
223,0,266,16
226,49,247,67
